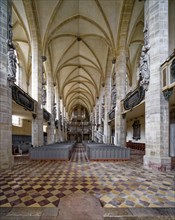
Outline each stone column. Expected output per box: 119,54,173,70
143,0,171,171
94,103,97,133
31,52,43,147
98,85,104,134
64,111,68,141
23,0,44,147
96,98,99,130
91,110,95,141
0,0,14,169
59,98,64,141
103,56,112,144
114,50,126,147
55,85,61,142
46,67,55,144
31,47,44,147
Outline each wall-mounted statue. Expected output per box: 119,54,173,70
139,22,150,91
41,56,47,105
53,103,57,120
101,95,105,119
8,48,17,82
111,84,117,109
7,21,17,83
42,87,47,106
96,105,99,125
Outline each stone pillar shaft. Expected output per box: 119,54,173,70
23,0,44,147
103,56,112,144
114,50,126,147
55,85,61,142
46,72,55,144
0,0,14,169
144,0,171,171
31,50,43,146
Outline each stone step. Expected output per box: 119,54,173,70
57,191,104,220
103,207,175,220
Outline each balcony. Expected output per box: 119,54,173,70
161,50,175,99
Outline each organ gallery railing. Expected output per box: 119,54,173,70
12,84,36,113
122,86,145,111
161,50,175,100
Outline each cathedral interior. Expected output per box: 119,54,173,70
0,0,175,219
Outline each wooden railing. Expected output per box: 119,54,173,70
126,141,145,151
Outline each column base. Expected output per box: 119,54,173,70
0,155,14,170
144,155,172,171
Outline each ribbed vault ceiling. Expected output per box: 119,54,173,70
12,0,128,115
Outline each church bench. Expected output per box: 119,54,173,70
29,142,75,160
84,143,130,161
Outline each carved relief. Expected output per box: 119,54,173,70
12,84,35,112
43,108,50,122
139,22,150,91
7,17,17,83
42,87,47,106
42,56,47,105
123,86,145,110
170,59,175,84
53,103,57,120
132,120,141,140
96,105,99,125
101,95,105,119
111,84,117,109
8,48,17,82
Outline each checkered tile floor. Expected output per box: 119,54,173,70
70,143,89,162
0,146,175,208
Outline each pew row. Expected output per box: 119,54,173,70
29,142,75,161
84,143,130,161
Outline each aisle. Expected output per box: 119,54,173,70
70,143,89,162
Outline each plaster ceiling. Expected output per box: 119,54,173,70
12,0,144,117
12,0,124,115
39,0,123,115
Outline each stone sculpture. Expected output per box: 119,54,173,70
139,22,150,91
7,22,17,83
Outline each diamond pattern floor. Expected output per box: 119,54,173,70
70,143,89,162
0,146,175,208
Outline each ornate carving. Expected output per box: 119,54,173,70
43,108,50,121
32,113,37,119
101,106,105,120
170,59,175,84
139,22,150,91
101,95,105,119
96,105,99,125
53,103,57,120
123,86,145,110
163,88,173,100
132,120,141,140
42,87,47,106
108,109,115,120
12,84,35,112
42,56,47,106
102,95,105,105
7,19,17,83
55,119,59,128
111,84,117,109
